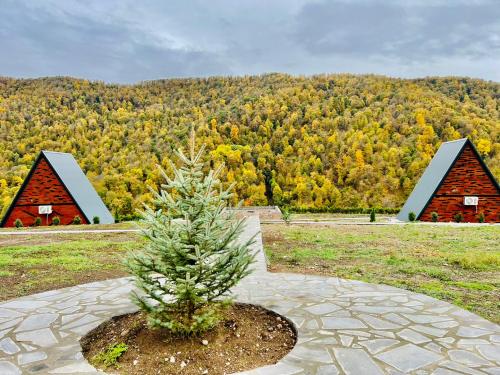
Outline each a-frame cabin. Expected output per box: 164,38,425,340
1,151,114,227
398,138,500,223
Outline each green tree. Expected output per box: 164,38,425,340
125,131,256,336
281,206,291,224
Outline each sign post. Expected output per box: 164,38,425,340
38,205,53,225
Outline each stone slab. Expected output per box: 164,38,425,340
375,343,443,372
333,348,384,375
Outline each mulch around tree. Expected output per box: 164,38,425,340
81,303,297,375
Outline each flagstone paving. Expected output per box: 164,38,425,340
0,216,499,374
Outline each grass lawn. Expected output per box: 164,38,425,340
289,213,395,221
0,221,136,232
258,212,396,223
262,223,500,323
0,231,143,301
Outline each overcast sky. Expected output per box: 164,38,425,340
1,0,499,83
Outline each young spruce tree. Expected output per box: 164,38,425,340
125,131,256,335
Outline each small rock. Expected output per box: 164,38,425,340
120,329,129,337
133,359,138,366
277,324,283,329
201,340,209,346
169,356,175,363
180,361,187,369
202,370,208,374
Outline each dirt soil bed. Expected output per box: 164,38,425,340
81,303,296,375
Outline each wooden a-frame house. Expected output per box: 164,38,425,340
397,138,499,223
1,151,114,227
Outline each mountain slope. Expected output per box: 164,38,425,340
0,74,498,218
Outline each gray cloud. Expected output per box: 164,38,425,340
0,0,499,82
292,1,500,61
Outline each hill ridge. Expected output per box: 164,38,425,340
0,74,498,218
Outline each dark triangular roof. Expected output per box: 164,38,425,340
397,138,500,221
1,151,114,225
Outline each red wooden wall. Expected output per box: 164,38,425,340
420,144,500,223
2,157,87,227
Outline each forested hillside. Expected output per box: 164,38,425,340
0,74,498,218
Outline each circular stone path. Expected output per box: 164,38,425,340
0,216,499,374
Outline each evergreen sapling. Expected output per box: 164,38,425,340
125,132,256,336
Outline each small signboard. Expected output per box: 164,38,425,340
464,196,478,206
38,205,53,214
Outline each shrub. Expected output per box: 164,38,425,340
34,217,42,226
408,212,416,222
125,131,255,336
477,212,485,223
72,215,82,225
370,208,376,222
431,212,439,222
52,216,60,226
14,218,23,228
453,212,463,223
281,206,291,224
93,216,100,224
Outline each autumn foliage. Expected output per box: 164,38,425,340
0,74,498,218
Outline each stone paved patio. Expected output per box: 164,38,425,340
0,216,499,374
